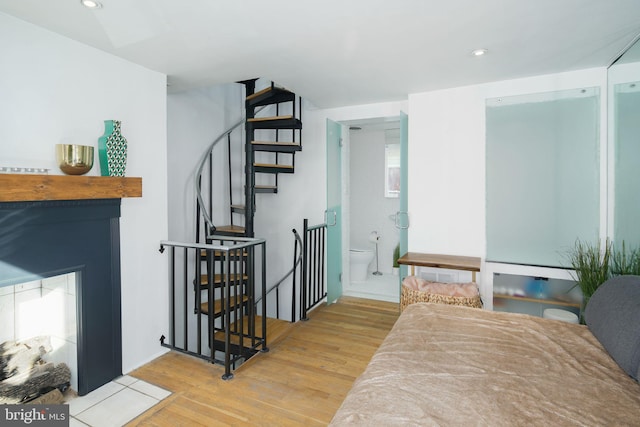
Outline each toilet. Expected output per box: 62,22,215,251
349,249,375,282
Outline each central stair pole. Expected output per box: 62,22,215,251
244,80,256,238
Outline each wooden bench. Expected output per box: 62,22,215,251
397,252,481,282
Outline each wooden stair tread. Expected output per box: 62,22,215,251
215,225,246,234
254,163,294,169
246,86,292,102
199,273,249,286
246,86,296,108
248,115,293,122
255,185,278,193
200,295,249,316
213,315,292,346
251,141,300,147
245,86,273,101
200,249,248,258
251,141,302,153
247,116,302,130
230,204,245,210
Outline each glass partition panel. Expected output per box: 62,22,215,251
326,119,343,303
399,111,409,281
486,88,600,267
613,82,640,247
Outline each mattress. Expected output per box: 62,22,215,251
330,303,640,426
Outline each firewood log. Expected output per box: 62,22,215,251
0,337,52,381
0,362,70,404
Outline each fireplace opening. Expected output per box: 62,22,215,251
0,198,123,396
0,273,77,403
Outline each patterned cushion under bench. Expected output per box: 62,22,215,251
400,275,483,311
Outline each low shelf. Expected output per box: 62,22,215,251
491,270,582,318
493,293,581,308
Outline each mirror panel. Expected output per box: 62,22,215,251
486,88,601,267
610,37,640,247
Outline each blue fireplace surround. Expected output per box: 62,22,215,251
0,198,123,396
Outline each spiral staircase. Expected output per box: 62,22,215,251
189,78,305,377
210,78,303,238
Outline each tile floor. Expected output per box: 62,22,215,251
343,271,400,303
66,375,171,427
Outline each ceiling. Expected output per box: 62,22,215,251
1,0,640,108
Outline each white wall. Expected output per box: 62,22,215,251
167,84,244,242
408,68,608,302
280,71,609,305
0,12,169,374
165,83,246,346
408,67,608,256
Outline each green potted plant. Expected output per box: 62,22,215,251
611,241,640,276
566,239,612,308
392,243,400,276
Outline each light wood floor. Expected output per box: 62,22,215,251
127,297,399,426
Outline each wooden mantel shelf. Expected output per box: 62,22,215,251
0,174,142,202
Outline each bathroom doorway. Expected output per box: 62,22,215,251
341,116,404,303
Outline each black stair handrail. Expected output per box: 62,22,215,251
194,115,244,231
194,106,266,232
254,228,303,320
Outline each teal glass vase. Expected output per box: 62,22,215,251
98,120,127,177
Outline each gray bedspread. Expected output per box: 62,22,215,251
330,303,640,426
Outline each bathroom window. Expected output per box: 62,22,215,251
385,143,400,198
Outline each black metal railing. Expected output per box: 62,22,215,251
255,218,327,323
159,236,267,380
256,229,303,321
301,219,327,320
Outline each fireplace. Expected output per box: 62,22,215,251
0,272,77,396
0,198,123,396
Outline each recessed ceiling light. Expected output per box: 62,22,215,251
80,0,102,9
471,48,488,57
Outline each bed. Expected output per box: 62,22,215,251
330,276,640,426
